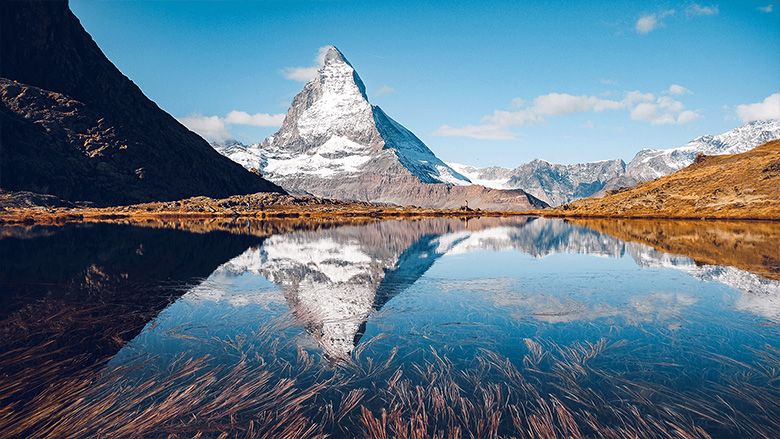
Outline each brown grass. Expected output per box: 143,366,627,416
571,217,780,280
542,140,780,220
1,314,778,438
0,192,535,226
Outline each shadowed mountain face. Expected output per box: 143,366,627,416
0,0,282,205
3,218,780,437
0,224,262,417
213,46,547,211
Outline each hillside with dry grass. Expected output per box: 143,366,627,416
546,140,780,220
0,191,531,225
572,218,780,280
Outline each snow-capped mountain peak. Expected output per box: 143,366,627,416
212,47,548,210
624,119,780,182
257,45,471,189
446,119,780,206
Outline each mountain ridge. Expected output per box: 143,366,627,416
214,46,547,210
449,119,780,206
0,0,282,205
546,140,780,219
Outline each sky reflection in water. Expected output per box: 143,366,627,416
1,217,779,437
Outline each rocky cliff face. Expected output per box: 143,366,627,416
451,159,625,206
450,120,780,205
555,140,780,219
214,46,546,210
0,0,282,205
610,119,780,190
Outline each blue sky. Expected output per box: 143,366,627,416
71,0,779,166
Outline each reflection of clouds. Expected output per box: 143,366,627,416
186,277,285,309
439,278,698,325
178,217,780,358
628,245,780,321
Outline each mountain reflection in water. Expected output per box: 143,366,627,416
1,217,778,438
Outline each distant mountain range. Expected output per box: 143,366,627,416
449,159,626,206
0,0,281,205
553,139,780,219
450,119,780,205
213,46,547,211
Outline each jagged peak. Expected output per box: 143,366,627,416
322,45,348,65
314,46,368,100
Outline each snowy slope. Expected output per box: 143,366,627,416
449,159,625,206
445,119,780,205
624,119,780,182
259,46,470,187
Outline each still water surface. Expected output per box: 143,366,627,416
1,217,778,437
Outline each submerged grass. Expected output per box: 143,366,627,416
1,309,778,439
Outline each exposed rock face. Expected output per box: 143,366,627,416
214,46,547,211
450,120,780,205
0,0,282,205
609,119,780,191
450,159,627,206
508,160,625,206
554,140,780,219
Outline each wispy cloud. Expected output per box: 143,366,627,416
281,46,331,82
635,5,717,34
635,9,675,34
435,86,700,140
686,4,719,16
434,124,517,140
224,111,285,127
758,4,774,13
178,114,231,143
178,111,286,143
375,85,396,96
668,84,691,95
736,93,780,122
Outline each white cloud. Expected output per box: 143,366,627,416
636,14,659,33
178,114,231,143
677,110,701,124
178,110,286,143
530,93,623,115
624,90,656,106
281,46,331,82
433,124,517,140
668,84,691,95
736,93,780,122
435,87,700,140
758,4,774,13
224,110,285,127
375,85,396,96
635,9,675,34
686,4,719,16
630,95,699,125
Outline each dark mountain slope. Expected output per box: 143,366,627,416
0,0,282,205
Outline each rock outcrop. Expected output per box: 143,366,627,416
214,46,546,211
551,140,780,220
0,0,282,205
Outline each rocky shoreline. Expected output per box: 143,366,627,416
0,191,535,225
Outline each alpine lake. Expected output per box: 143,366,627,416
1,216,778,438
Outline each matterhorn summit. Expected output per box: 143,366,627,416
230,46,547,210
